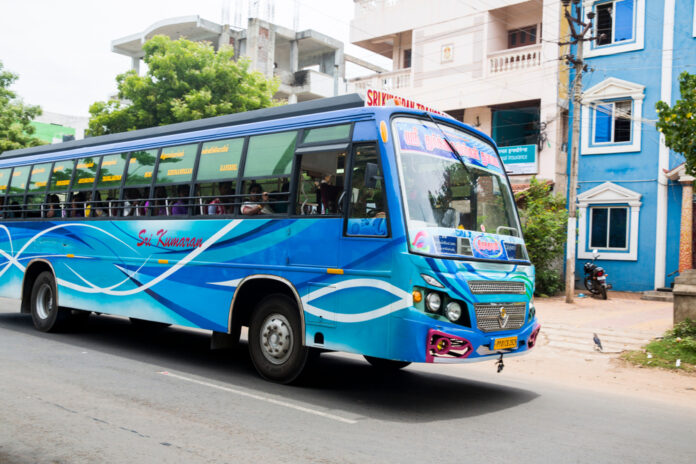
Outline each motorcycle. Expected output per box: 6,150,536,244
583,249,611,299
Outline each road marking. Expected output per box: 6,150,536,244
158,371,358,424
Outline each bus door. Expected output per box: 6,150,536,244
333,142,395,354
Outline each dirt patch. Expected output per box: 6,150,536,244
461,341,696,408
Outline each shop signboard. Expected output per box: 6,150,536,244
498,144,537,175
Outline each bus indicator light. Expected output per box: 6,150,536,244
380,121,388,143
412,289,423,303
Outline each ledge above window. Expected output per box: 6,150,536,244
580,77,645,155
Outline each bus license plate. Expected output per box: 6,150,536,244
493,336,518,350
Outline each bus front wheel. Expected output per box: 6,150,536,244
30,271,68,332
248,295,308,384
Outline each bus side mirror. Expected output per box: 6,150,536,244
364,162,381,189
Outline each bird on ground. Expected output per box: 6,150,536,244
593,333,603,352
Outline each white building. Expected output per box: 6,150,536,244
112,16,385,104
349,0,567,192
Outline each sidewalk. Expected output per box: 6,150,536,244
535,290,673,354
461,290,695,408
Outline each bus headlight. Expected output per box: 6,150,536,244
529,302,536,321
425,292,441,313
445,302,462,322
420,273,444,288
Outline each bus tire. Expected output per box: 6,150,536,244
248,295,307,384
30,271,68,332
364,356,411,370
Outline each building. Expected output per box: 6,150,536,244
348,0,567,193
111,15,371,104
570,0,696,291
31,111,89,143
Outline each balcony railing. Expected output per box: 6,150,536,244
349,68,412,92
488,44,542,75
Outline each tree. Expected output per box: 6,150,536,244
656,71,696,175
87,36,279,136
0,61,43,154
516,177,568,296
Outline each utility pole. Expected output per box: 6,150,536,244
561,0,598,303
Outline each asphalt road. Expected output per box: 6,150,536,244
1,298,694,464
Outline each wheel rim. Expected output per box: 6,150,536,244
35,283,53,320
259,313,293,365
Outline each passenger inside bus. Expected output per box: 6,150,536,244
87,191,106,218
315,174,340,214
241,182,273,215
208,181,234,215
71,191,86,218
45,194,60,219
146,186,168,216
171,184,190,216
123,188,143,217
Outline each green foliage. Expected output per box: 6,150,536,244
656,71,696,175
668,318,696,339
87,36,280,136
516,177,568,296
623,319,696,372
0,60,43,154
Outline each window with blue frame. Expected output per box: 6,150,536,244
595,0,635,46
590,206,628,249
593,100,631,144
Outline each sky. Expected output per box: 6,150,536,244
0,0,389,117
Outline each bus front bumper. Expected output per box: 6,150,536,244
396,313,541,363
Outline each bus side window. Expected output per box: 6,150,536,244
294,150,346,215
7,166,30,219
26,163,51,218
48,161,74,219
346,144,388,237
0,168,10,218
239,131,296,216
69,157,97,219
153,144,198,217
124,149,157,217
195,138,244,216
96,154,127,217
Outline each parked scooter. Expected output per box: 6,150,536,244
583,249,611,299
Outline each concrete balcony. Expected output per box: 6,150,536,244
275,69,337,102
488,44,542,76
348,69,412,92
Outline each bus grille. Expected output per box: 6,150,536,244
468,281,525,295
474,303,526,332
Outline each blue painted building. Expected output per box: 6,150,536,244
569,0,696,291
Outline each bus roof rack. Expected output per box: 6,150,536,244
1,93,367,160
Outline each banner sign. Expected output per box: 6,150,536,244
362,88,453,119
498,144,537,175
394,120,502,173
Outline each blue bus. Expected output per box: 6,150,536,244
0,94,540,383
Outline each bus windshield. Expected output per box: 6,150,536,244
393,117,526,261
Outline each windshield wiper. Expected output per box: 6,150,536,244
424,112,472,179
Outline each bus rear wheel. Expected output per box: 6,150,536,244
30,271,68,332
248,295,307,384
364,356,411,370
